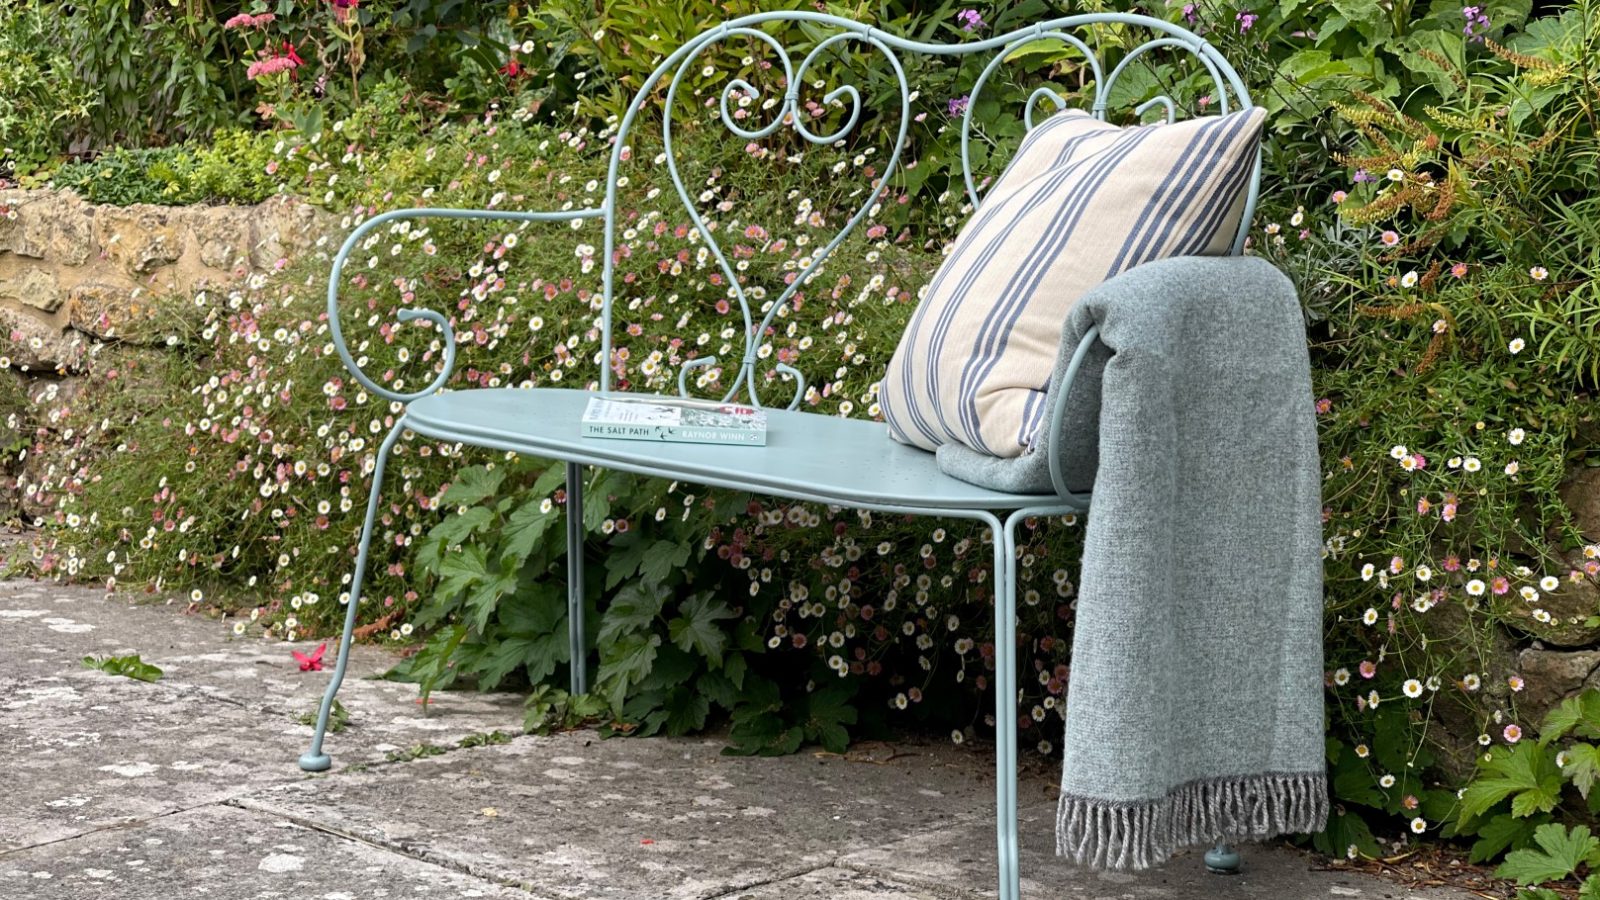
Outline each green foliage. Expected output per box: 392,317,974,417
385,742,449,762
1498,823,1600,886
81,653,164,682
295,698,351,733
0,10,100,175
51,129,279,205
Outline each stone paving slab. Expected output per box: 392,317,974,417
3,578,1488,900
0,803,544,900
234,732,993,900
840,801,1469,899
0,581,527,851
723,867,944,899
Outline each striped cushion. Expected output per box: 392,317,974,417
880,107,1266,457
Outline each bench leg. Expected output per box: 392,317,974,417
298,421,406,772
564,461,588,695
991,522,1021,900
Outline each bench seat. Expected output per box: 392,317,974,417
406,388,1056,512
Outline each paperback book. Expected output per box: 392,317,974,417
580,396,768,447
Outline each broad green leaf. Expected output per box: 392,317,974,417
1460,744,1564,822
430,505,494,548
598,581,667,648
1470,813,1546,864
435,544,491,601
501,496,556,565
668,593,736,664
1496,823,1599,886
1564,744,1600,799
597,633,661,709
602,536,652,589
440,465,506,507
1581,872,1600,900
1541,692,1600,744
81,653,163,683
639,539,692,587
1312,809,1381,860
464,564,519,635
661,686,710,735
498,583,564,636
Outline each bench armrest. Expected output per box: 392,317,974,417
326,206,605,404
1044,324,1100,508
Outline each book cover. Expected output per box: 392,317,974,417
581,396,768,447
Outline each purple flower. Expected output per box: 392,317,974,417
1181,4,1198,25
1462,5,1490,41
1353,168,1371,184
956,9,986,32
948,95,970,116
1236,10,1258,33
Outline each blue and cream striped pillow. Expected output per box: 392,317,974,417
880,107,1266,457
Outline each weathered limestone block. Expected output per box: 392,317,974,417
1419,599,1521,782
0,267,63,313
195,206,256,271
1518,647,1600,726
1496,555,1600,647
0,306,87,373
47,198,94,267
92,206,183,275
251,196,325,269
1562,466,1600,543
63,282,134,339
0,191,92,264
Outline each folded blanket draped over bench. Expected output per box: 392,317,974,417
937,255,1329,870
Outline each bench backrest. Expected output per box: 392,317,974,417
596,11,1258,409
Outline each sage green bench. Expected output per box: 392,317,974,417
295,12,1262,897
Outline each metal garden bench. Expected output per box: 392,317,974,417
294,11,1262,898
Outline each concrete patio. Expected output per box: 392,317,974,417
0,579,1474,899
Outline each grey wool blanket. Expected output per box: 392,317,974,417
937,255,1329,870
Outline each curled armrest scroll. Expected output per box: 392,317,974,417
326,206,605,405
1045,324,1100,508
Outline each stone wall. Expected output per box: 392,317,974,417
0,189,324,373
0,189,327,521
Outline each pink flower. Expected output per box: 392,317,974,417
1503,724,1522,743
1359,659,1376,679
1492,576,1510,595
1315,398,1332,414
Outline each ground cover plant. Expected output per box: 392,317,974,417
11,0,1600,893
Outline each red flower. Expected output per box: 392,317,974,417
499,57,524,79
292,642,327,672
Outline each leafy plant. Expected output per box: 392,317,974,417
295,697,350,733
82,654,164,682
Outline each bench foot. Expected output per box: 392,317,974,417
298,752,332,773
296,420,406,772
1204,842,1241,874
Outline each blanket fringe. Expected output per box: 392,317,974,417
1054,771,1328,871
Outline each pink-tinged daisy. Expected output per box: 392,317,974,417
1359,659,1377,678
1380,230,1400,247
1492,576,1511,595
1503,724,1523,743
1450,262,1468,278
1332,190,1348,204
1507,675,1525,692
